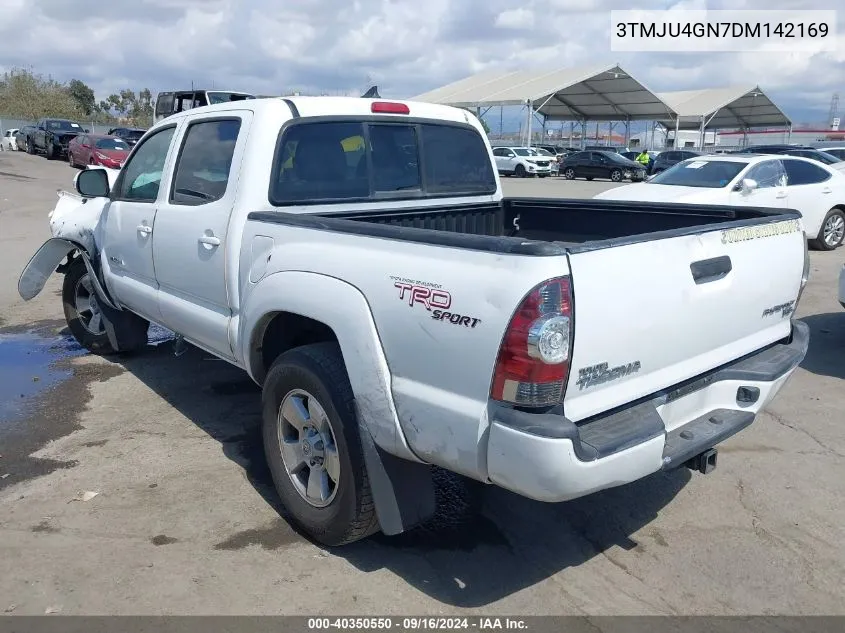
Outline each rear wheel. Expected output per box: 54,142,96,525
811,208,845,250
262,343,378,546
610,169,623,182
514,164,526,178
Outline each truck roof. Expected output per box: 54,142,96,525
158,96,478,128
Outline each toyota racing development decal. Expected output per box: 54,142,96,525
391,276,482,329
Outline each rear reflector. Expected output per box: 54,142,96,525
371,101,410,114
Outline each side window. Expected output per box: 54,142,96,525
492,148,507,157
170,119,242,205
782,159,831,186
114,126,177,202
744,160,786,188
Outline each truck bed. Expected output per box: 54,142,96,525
249,198,799,255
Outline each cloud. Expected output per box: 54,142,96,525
0,0,840,125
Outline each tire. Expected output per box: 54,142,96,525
45,140,54,160
68,150,76,168
810,208,845,251
514,164,526,178
586,176,594,181
262,342,378,546
563,167,575,180
62,257,149,355
26,138,34,155
610,169,623,182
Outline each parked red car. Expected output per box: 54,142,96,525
67,134,130,169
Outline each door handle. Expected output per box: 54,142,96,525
198,235,221,246
775,191,787,199
690,255,732,284
821,187,832,194
137,225,152,235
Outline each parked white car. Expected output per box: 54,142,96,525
492,146,552,177
1,128,19,151
595,154,845,250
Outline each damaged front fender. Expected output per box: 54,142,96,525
18,238,118,311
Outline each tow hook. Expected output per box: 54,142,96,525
685,448,718,474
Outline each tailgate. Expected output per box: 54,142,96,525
564,217,805,422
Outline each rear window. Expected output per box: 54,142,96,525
271,120,496,204
648,159,747,188
95,138,130,150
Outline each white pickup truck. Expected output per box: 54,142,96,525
19,97,810,546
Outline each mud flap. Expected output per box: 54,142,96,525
98,301,149,353
357,422,435,535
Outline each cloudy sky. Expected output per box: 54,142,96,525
1,0,842,128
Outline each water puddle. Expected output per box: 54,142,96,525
0,328,85,429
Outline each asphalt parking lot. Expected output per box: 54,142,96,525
1,151,844,616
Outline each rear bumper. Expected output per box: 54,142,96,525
486,320,809,503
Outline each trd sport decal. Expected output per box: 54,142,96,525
391,277,482,329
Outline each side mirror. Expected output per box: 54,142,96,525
737,178,758,194
76,168,110,198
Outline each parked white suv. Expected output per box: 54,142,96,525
492,146,552,178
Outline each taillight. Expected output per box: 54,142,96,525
490,276,573,408
371,101,410,114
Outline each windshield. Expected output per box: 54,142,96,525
513,148,532,156
207,91,256,105
535,149,554,156
606,152,636,164
648,159,747,188
47,120,82,131
96,138,130,150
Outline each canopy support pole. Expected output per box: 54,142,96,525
525,100,533,147
787,123,792,144
673,116,680,149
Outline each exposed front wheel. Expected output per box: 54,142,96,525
811,208,845,250
262,343,378,546
62,257,149,354
563,168,575,180
514,164,526,178
26,139,34,154
610,169,623,182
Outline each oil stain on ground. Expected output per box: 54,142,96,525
0,320,125,490
151,535,179,546
214,518,302,551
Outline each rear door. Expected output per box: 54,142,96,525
564,212,805,423
152,112,250,359
781,158,837,239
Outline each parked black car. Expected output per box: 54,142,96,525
735,144,842,165
559,150,647,182
107,127,147,146
621,150,656,172
28,118,85,159
649,149,702,175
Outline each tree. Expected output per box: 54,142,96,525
461,107,490,134
0,67,83,120
67,79,96,115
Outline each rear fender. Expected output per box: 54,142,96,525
17,238,118,311
242,271,435,535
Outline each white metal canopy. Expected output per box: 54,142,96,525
411,64,676,122
656,86,792,130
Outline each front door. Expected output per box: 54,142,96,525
151,112,250,359
101,123,179,320
729,158,788,210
